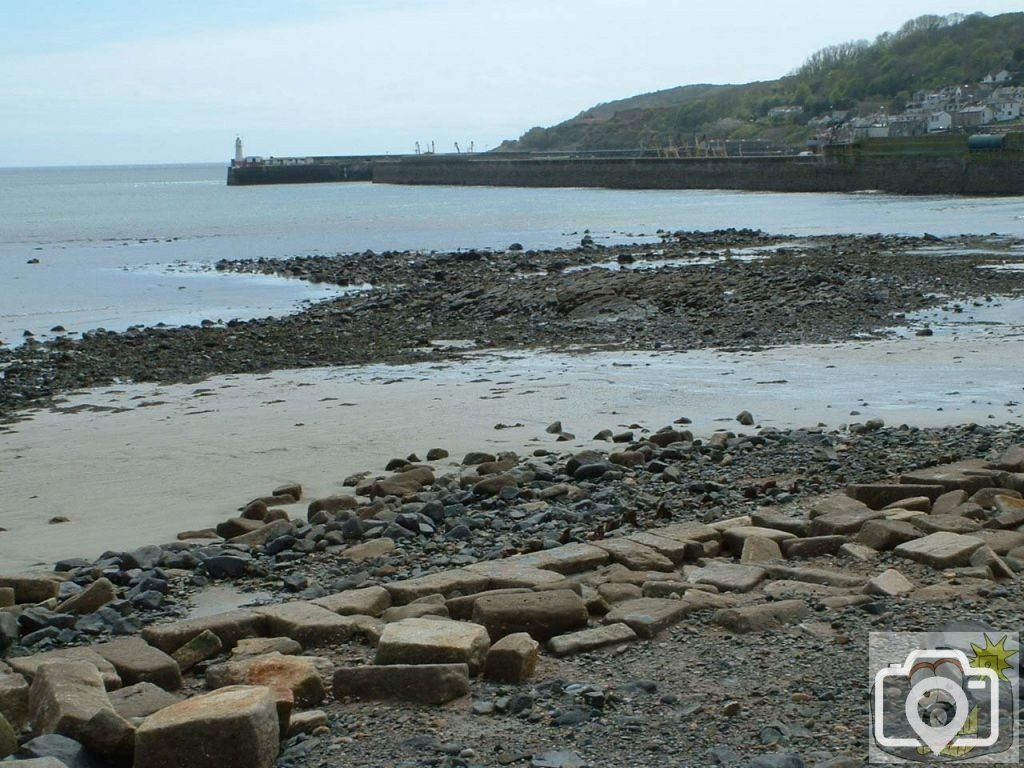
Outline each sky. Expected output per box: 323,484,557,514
1,1,1021,166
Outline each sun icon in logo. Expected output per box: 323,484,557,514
968,633,1018,682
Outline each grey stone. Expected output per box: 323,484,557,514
483,633,539,683
333,664,470,705
547,623,638,656
713,599,809,633
691,563,766,592
603,598,690,638
472,589,588,642
92,637,181,691
894,532,985,569
375,618,491,676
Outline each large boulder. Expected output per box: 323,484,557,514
133,686,279,768
375,619,490,676
28,662,123,742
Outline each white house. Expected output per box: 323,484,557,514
953,105,994,128
991,100,1022,122
928,111,952,132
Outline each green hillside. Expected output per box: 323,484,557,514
502,12,1024,152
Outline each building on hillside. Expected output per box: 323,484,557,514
983,70,1013,84
767,106,803,122
888,113,928,137
953,105,994,128
991,99,1022,122
928,111,953,133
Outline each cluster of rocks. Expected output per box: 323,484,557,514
2,428,1023,767
4,230,1023,419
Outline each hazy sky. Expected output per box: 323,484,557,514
1,1,1021,166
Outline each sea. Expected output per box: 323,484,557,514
2,162,1024,346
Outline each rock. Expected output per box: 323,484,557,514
171,629,223,673
206,653,325,707
272,483,302,502
648,429,691,447
375,618,491,675
306,495,357,520
911,514,981,534
603,598,690,638
55,578,116,616
901,465,992,494
232,637,302,657
0,573,60,604
339,538,396,561
0,672,30,732
462,452,496,466
285,709,328,738
0,711,16,759
215,517,263,539
970,545,1015,580
547,623,638,656
855,519,921,550
77,708,135,767
865,568,916,596
426,448,449,461
28,662,120,741
532,751,587,768
781,536,847,558
894,532,985,569
108,682,181,721
142,610,266,654
333,664,470,705
762,565,866,588
463,561,568,589
0,587,13,608
384,569,490,604
750,509,810,537
847,483,946,509
256,601,372,647
513,543,611,574
13,734,97,767
626,532,702,563
808,507,886,536
546,420,563,434
736,410,754,426
839,542,878,561
741,536,783,562
971,487,1022,509
311,585,391,616
597,583,642,603
483,633,539,683
721,526,796,556
969,529,1024,554
473,473,518,497
809,494,871,519
690,563,766,592
381,603,448,622
92,638,181,691
931,489,969,515
229,519,293,547
9,649,121,692
713,599,809,633
133,686,279,768
472,589,588,642
591,538,675,572
989,495,1024,529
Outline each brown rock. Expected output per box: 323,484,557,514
55,577,116,615
483,633,539,683
206,653,325,707
28,661,119,739
713,599,809,633
0,672,29,732
472,589,588,641
333,664,470,705
547,623,638,656
375,618,491,676
0,573,60,604
93,638,181,691
142,610,266,655
108,682,182,721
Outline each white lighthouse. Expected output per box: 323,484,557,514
234,136,244,163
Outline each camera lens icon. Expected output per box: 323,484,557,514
873,649,1000,756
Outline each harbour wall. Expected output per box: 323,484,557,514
371,153,1024,196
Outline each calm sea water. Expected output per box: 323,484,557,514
1,162,1023,345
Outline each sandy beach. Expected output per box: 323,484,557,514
2,333,1021,570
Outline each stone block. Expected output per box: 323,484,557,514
968,529,1024,555
512,543,612,575
690,563,766,593
462,561,568,589
0,672,29,733
847,483,947,509
591,538,675,572
931,490,969,516
28,662,118,740
912,515,981,535
547,623,638,656
446,589,532,620
749,509,810,536
762,565,867,589
713,599,809,633
894,532,984,569
855,520,922,551
206,653,325,707
781,536,847,559
171,629,223,673
108,682,182,721
721,526,796,556
231,637,302,657
311,586,391,617
375,618,490,676
809,494,870,519
133,686,279,768
624,532,695,563
865,569,916,597
255,602,371,648
0,574,60,604
483,633,539,683
93,638,181,691
603,598,689,639
341,538,396,561
9,649,121,692
740,536,783,563
900,465,992,494
228,519,294,548
55,578,116,616
652,522,720,543
141,610,267,654
383,570,490,605
808,507,886,536
472,589,588,642
333,664,470,705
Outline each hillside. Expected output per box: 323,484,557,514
502,11,1024,153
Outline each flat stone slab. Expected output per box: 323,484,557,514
311,586,391,617
462,561,567,589
255,602,372,647
446,589,532,620
28,661,118,740
808,507,887,536
847,483,949,508
548,623,639,656
108,682,181,721
383,570,490,605
866,569,916,597
141,610,267,654
721,526,796,555
134,685,279,768
651,522,720,543
894,532,985,569
603,598,689,639
512,543,611,575
968,529,1024,555
713,599,809,633
333,664,470,705
762,565,867,589
762,580,851,599
472,589,588,642
901,463,994,494
781,536,847,558
591,538,675,572
9,648,122,691
375,618,491,676
206,653,325,707
92,637,181,691
0,574,60,604
690,563,766,593
810,494,871,519
625,532,697,563
855,519,922,551
0,672,30,732
750,509,811,536
912,515,982,535
55,577,116,616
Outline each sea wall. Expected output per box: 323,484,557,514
371,154,1024,196
226,160,374,186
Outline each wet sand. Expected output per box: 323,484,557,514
1,333,1021,570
